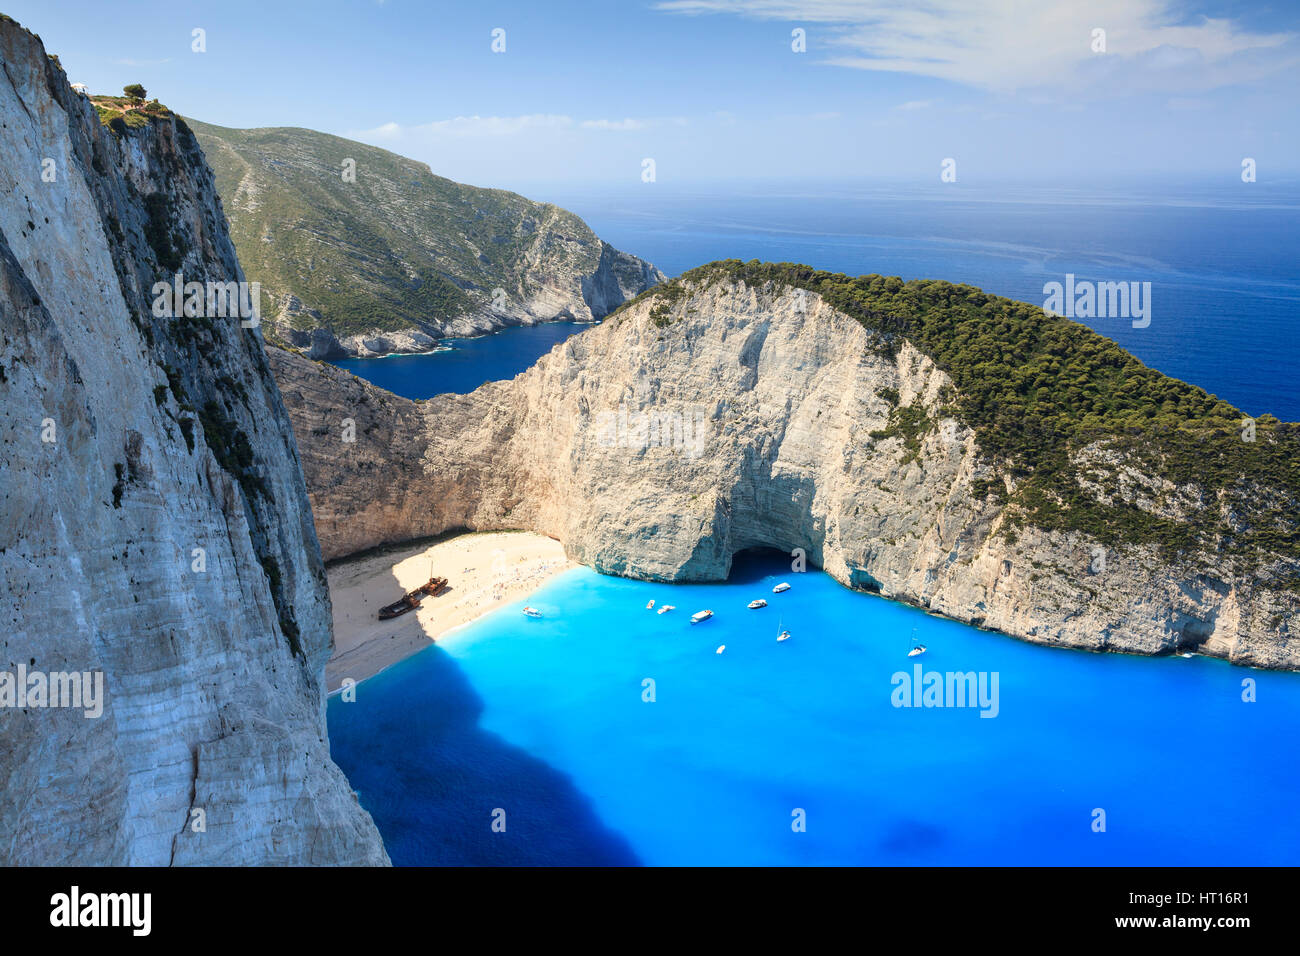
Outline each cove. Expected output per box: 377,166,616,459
331,321,593,399
327,550,1300,866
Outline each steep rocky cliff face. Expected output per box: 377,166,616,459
273,275,1298,670
187,119,665,358
0,18,387,864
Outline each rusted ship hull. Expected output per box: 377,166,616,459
377,577,449,620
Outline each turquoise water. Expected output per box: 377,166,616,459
327,550,1300,866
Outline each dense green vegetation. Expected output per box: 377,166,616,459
184,119,616,337
622,260,1300,565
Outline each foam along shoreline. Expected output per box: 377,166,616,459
325,531,575,693
362,344,455,359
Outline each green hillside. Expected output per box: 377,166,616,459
186,119,647,338
623,260,1300,570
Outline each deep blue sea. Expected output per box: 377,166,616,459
332,321,591,399
336,181,1300,420
328,551,1300,866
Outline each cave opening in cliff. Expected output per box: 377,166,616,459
727,546,803,584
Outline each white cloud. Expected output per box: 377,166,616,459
582,118,647,130
894,99,933,110
350,115,575,140
353,115,688,140
422,114,575,136
655,0,1296,94
359,121,403,139
584,116,690,129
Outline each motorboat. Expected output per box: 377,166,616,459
772,582,791,593
777,630,791,642
907,645,927,657
747,599,767,609
646,599,655,609
690,609,714,624
657,605,676,615
715,645,725,654
522,606,542,618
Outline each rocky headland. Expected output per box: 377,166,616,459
186,119,665,359
271,263,1299,670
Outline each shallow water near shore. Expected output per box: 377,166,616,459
326,550,1300,865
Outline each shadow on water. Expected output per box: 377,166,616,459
727,547,797,586
329,644,640,866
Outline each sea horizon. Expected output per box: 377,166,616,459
333,178,1300,422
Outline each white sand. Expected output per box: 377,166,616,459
325,531,574,693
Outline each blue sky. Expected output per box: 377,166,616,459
8,0,1300,191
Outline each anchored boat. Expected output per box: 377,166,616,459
747,599,767,609
691,609,714,624
772,582,791,593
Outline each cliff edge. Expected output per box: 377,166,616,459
273,264,1299,670
0,17,387,864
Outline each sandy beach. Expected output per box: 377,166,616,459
325,531,575,693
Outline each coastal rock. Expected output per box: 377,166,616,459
272,278,1298,671
187,119,666,357
0,18,388,865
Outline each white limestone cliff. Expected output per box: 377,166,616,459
0,17,387,865
272,278,1298,671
